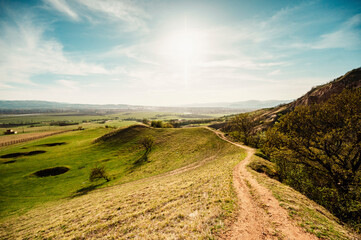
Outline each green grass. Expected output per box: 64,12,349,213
0,126,245,239
0,120,137,136
0,125,235,219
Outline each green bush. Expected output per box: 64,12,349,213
89,166,110,182
249,157,279,180
151,120,163,128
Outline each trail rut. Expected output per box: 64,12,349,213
206,127,318,240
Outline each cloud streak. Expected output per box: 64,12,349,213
312,14,361,49
43,0,149,31
43,0,79,21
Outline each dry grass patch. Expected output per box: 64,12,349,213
0,139,244,239
248,155,358,240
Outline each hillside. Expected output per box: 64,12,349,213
254,67,361,129
0,125,245,239
0,125,239,218
1,125,356,239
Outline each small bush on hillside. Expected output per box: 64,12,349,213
249,157,279,180
162,122,174,128
89,166,110,182
151,120,163,128
150,120,174,128
254,149,270,161
140,136,154,154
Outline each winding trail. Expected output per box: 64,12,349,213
206,127,318,240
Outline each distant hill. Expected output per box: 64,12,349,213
182,100,290,109
0,100,131,110
254,67,361,129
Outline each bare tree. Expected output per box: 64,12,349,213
89,165,110,182
140,135,154,154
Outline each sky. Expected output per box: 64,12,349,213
0,0,360,106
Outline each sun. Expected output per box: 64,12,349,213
161,24,205,64
172,30,195,60
157,18,209,86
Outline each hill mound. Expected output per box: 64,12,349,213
0,125,234,219
94,124,149,143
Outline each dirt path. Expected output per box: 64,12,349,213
206,127,318,240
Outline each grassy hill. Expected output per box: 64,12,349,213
0,125,245,238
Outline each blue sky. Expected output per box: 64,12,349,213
0,0,360,106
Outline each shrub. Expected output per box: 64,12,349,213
151,120,163,128
249,157,279,180
139,136,154,154
89,166,110,182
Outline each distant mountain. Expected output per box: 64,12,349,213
0,100,131,110
255,67,361,129
182,100,290,109
0,100,249,115
0,99,290,115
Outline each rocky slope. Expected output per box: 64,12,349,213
255,67,361,129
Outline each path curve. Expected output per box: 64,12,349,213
205,127,318,240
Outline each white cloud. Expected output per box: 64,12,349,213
0,82,14,89
43,0,79,21
268,69,281,76
43,0,149,31
0,14,109,86
57,79,79,90
312,14,361,50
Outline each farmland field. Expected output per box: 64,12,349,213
0,111,227,136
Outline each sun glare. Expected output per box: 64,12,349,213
157,18,210,86
172,31,195,59
161,20,206,64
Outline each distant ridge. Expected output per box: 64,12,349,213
0,100,130,110
181,100,290,109
255,67,361,129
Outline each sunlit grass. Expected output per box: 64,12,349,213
0,127,244,239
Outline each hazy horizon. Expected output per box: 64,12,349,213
1,0,360,105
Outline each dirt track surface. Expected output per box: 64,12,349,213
206,127,318,240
